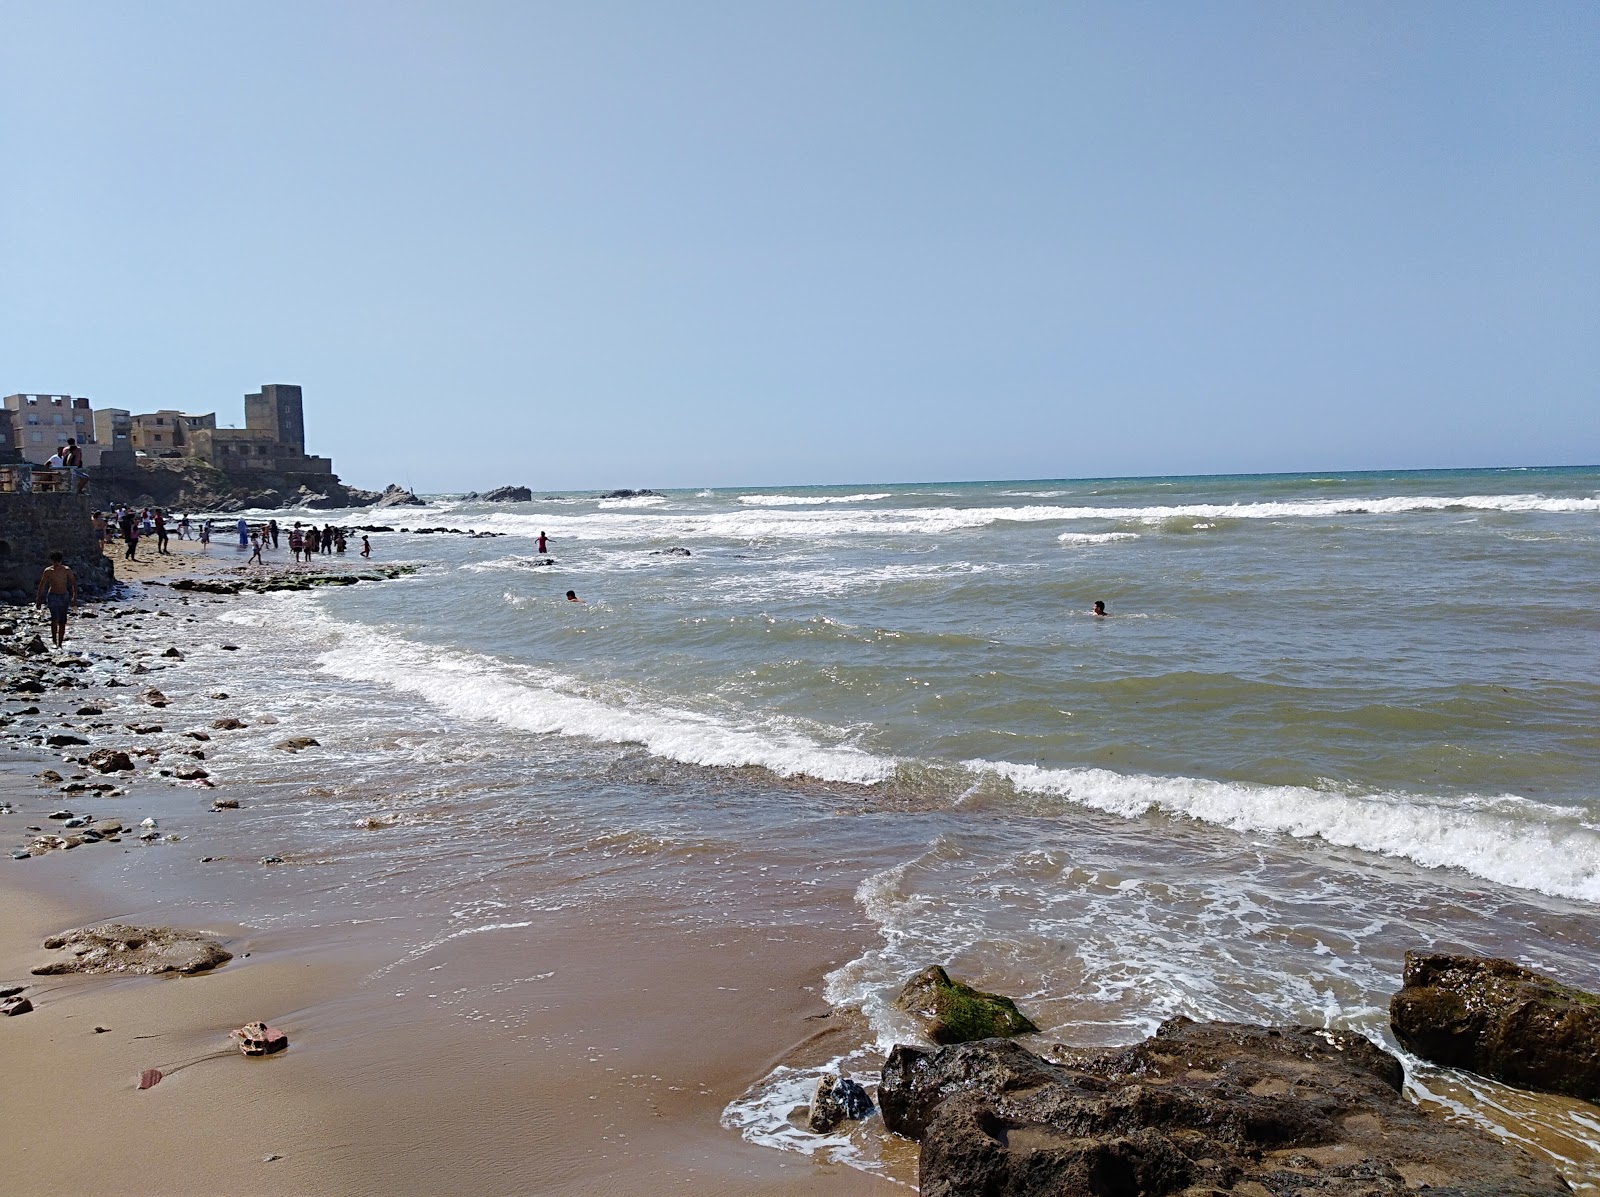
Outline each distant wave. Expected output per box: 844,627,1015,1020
738,493,892,506
596,494,668,509
1057,532,1140,546
311,613,1600,904
403,491,1597,545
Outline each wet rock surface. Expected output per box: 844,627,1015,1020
1391,951,1600,1102
808,1073,874,1133
31,924,233,976
879,1018,1573,1197
895,965,1039,1044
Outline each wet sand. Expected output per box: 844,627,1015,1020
0,551,902,1196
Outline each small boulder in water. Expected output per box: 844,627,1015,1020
1391,951,1600,1102
895,965,1039,1044
808,1073,874,1133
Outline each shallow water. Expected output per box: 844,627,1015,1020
165,466,1600,1185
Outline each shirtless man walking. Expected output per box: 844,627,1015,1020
35,552,78,649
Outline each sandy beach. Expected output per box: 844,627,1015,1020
0,545,904,1196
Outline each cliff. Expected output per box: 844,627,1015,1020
91,458,381,513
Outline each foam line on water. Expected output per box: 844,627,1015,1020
1057,532,1141,545
737,492,891,506
419,491,1598,543
972,761,1600,904
300,608,1600,904
310,615,893,785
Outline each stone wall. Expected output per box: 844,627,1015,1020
0,492,116,603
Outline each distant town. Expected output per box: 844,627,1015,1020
0,384,332,477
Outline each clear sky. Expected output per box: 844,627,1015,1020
3,3,1596,492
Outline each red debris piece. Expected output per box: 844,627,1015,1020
138,1068,163,1090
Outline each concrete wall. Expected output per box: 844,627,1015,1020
0,492,116,603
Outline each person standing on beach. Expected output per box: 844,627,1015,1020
236,517,249,548
249,531,265,564
177,512,190,540
199,520,211,550
305,526,321,556
289,526,304,562
154,510,170,555
121,510,140,561
268,519,280,549
35,552,77,649
322,523,336,555
360,535,371,558
537,530,548,554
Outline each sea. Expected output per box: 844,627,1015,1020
172,466,1600,1184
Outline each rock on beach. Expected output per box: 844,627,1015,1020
879,1018,1574,1197
30,925,232,977
1391,951,1600,1102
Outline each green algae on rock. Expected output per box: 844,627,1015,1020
895,965,1039,1045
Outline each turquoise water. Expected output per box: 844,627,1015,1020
202,465,1600,1181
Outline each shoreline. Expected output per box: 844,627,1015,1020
0,555,902,1196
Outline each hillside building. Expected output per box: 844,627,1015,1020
1,394,99,464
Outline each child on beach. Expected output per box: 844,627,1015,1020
199,521,211,550
289,527,305,563
249,531,264,564
360,535,371,558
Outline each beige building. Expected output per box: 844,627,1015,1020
1,394,98,464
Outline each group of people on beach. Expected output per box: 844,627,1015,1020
90,509,370,565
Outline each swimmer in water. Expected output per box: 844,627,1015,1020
566,590,585,603
1093,600,1107,617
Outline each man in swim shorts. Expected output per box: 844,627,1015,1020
35,552,78,649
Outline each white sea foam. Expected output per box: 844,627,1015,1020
403,491,1596,545
1057,532,1141,545
311,617,892,785
737,492,891,506
596,494,667,508
970,761,1600,904
304,609,1600,904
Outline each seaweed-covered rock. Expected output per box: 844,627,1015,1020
31,924,232,976
895,965,1038,1044
1391,951,1600,1102
880,1019,1573,1197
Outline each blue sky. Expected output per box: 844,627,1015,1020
2,3,1595,491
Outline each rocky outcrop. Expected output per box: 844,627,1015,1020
895,965,1038,1044
1391,951,1600,1102
31,924,232,976
374,484,426,508
879,1019,1573,1197
600,489,659,499
90,456,379,512
472,485,532,503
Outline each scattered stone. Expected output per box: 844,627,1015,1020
94,1025,110,1033
37,769,63,783
24,635,47,655
63,816,90,829
0,984,25,999
2,995,33,1016
47,809,74,820
162,648,183,659
123,723,163,735
173,766,210,781
895,965,1039,1044
879,1019,1573,1197
275,737,320,752
209,692,229,700
86,749,135,773
231,1021,289,1056
7,850,26,860
808,1073,875,1133
211,798,240,810
184,730,211,741
650,547,692,557
141,688,169,707
75,706,103,716
32,925,232,976
260,855,284,865
1391,951,1600,1103
220,644,240,651
211,717,247,730
45,732,88,747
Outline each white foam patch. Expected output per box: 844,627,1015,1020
596,494,667,508
311,616,892,785
1057,532,1141,545
392,491,1596,545
737,492,892,506
972,761,1600,904
302,610,1600,905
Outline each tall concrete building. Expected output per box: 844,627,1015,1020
1,395,97,464
245,384,306,454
